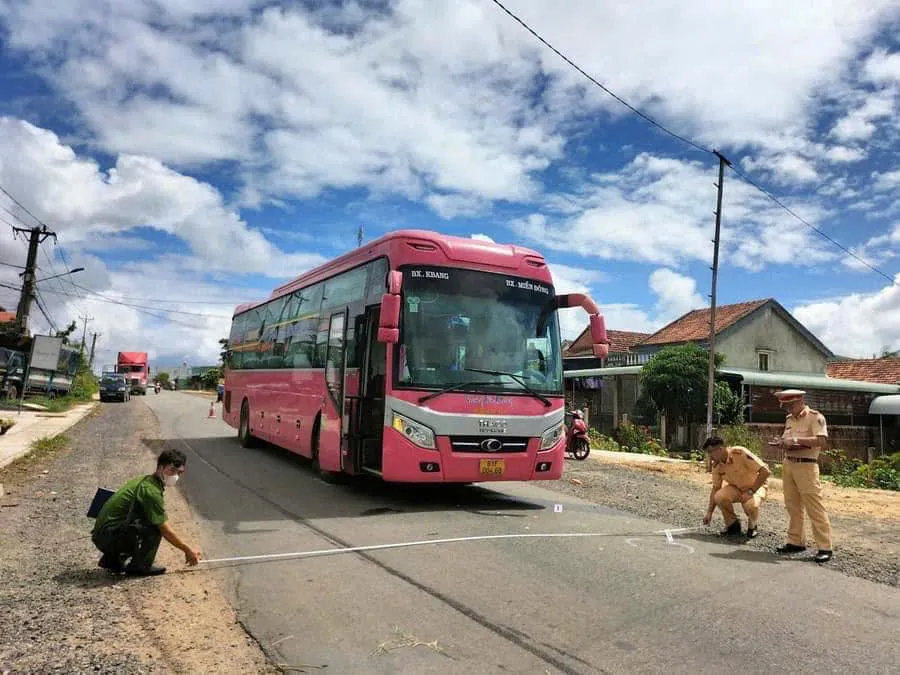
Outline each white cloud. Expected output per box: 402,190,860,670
793,277,900,357
513,153,835,271
873,169,900,192
0,118,324,277
648,268,706,323
555,266,705,339
864,48,900,84
469,233,495,243
0,116,328,367
741,152,819,185
825,146,866,163
830,92,895,142
1,0,898,216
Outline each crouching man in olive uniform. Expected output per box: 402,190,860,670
92,449,201,576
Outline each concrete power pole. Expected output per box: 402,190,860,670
705,151,732,441
88,332,99,370
79,313,94,356
12,225,56,336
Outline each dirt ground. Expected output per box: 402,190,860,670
0,402,274,674
605,456,900,521
542,454,900,588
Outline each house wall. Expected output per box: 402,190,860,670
717,306,827,373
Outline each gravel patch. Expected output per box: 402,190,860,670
543,458,900,588
0,400,274,674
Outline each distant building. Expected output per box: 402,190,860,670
565,298,898,459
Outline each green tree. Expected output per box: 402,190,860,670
156,371,170,387
639,343,724,427
55,320,78,345
218,338,229,367
714,381,744,425
202,366,223,389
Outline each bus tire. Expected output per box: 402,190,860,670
238,400,257,448
311,416,342,484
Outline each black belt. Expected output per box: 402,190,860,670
784,457,818,463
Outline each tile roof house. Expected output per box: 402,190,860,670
0,311,16,324
632,298,834,372
564,328,650,359
826,358,900,385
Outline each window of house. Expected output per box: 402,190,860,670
757,351,770,371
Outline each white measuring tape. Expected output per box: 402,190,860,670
196,527,705,566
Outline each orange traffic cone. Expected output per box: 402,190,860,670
208,402,215,419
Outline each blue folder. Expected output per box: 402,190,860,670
86,488,115,518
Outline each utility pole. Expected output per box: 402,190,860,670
357,225,363,248
12,225,56,336
88,332,99,370
705,151,732,441
79,313,94,356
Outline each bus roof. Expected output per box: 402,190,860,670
233,229,549,316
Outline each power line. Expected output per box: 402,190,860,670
487,0,712,155
70,283,238,305
487,0,897,284
0,182,49,230
728,165,895,283
0,280,220,329
0,259,25,269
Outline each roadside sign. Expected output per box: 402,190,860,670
29,335,63,371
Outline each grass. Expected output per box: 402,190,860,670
28,434,70,458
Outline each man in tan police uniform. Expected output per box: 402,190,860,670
702,436,771,538
769,389,833,563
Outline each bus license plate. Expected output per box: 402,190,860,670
479,459,504,476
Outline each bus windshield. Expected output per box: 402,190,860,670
397,266,562,394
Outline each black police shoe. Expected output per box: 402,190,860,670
776,543,807,554
814,550,833,564
720,521,742,537
124,565,167,576
746,526,758,539
98,554,124,574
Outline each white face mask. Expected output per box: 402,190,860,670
163,473,179,487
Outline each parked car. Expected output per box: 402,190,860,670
99,373,130,402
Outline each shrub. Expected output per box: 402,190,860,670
718,425,763,456
588,429,622,452
69,370,99,401
613,421,669,457
823,449,899,491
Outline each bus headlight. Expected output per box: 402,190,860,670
391,412,436,450
540,422,565,450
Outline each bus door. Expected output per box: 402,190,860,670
324,308,349,468
349,306,385,473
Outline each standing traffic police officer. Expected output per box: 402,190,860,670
769,389,833,563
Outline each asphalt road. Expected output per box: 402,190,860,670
146,392,900,674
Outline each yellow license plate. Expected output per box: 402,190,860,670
479,459,505,476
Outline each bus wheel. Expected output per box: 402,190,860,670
238,400,256,448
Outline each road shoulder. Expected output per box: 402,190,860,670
0,400,274,673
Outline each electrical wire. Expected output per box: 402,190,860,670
487,0,713,155
488,0,897,284
728,165,895,283
69,283,238,305
0,280,228,328
0,182,49,230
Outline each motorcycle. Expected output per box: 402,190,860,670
564,409,590,460
154,383,161,394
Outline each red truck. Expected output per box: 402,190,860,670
117,352,149,395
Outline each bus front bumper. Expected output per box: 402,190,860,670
382,428,564,483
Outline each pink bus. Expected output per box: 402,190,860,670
223,230,608,483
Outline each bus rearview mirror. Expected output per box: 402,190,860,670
378,294,401,344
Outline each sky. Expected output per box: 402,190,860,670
0,0,899,370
